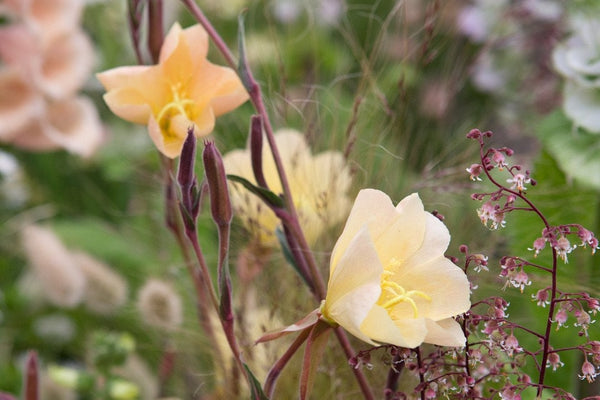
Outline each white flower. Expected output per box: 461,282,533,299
553,14,600,132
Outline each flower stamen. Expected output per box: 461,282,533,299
380,280,431,318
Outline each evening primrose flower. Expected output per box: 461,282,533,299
223,129,352,247
97,23,248,158
319,189,470,348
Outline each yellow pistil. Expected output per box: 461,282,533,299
156,83,196,136
380,270,431,318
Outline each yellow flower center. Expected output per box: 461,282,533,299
156,82,196,138
378,263,431,319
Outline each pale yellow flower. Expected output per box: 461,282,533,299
97,23,249,158
320,189,470,348
223,129,352,247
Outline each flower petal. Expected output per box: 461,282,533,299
423,318,466,347
372,193,427,267
159,23,208,65
97,66,166,124
330,189,398,275
324,227,382,343
360,305,427,348
392,256,471,321
37,29,95,99
0,69,45,140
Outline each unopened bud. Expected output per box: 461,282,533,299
24,351,38,400
177,127,197,189
203,141,232,227
249,115,267,188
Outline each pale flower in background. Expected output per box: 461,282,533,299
0,0,104,157
21,225,86,308
97,23,248,158
1,0,83,42
223,129,352,247
553,14,600,133
71,251,128,315
320,189,470,348
136,279,183,331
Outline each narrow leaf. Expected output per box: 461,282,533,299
256,309,319,344
227,174,284,208
244,364,270,400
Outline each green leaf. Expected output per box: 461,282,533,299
275,227,311,287
226,174,284,208
243,364,269,400
536,110,600,190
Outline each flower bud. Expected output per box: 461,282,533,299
203,141,232,227
249,115,267,188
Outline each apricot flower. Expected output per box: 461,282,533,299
320,189,470,348
97,23,249,158
223,129,352,247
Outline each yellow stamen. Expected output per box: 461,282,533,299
380,272,431,318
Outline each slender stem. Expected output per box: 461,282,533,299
415,347,425,400
187,230,219,310
334,328,375,400
264,328,311,397
537,248,558,397
384,353,404,400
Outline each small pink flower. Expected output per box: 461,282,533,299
509,270,531,293
578,360,598,383
554,236,574,263
532,289,549,307
528,237,546,257
547,352,564,371
466,163,483,181
478,201,505,229
507,173,531,192
492,150,506,170
554,308,568,329
502,333,522,357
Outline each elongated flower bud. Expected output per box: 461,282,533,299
249,115,267,188
24,351,38,400
203,141,232,227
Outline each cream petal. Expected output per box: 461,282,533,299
360,305,427,348
37,29,95,99
325,226,382,313
43,97,104,158
330,189,398,275
0,69,45,140
372,193,427,268
424,318,466,347
400,213,451,267
393,256,471,321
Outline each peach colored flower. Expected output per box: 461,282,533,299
320,189,471,348
1,0,83,42
97,23,249,158
0,24,95,100
223,129,352,247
